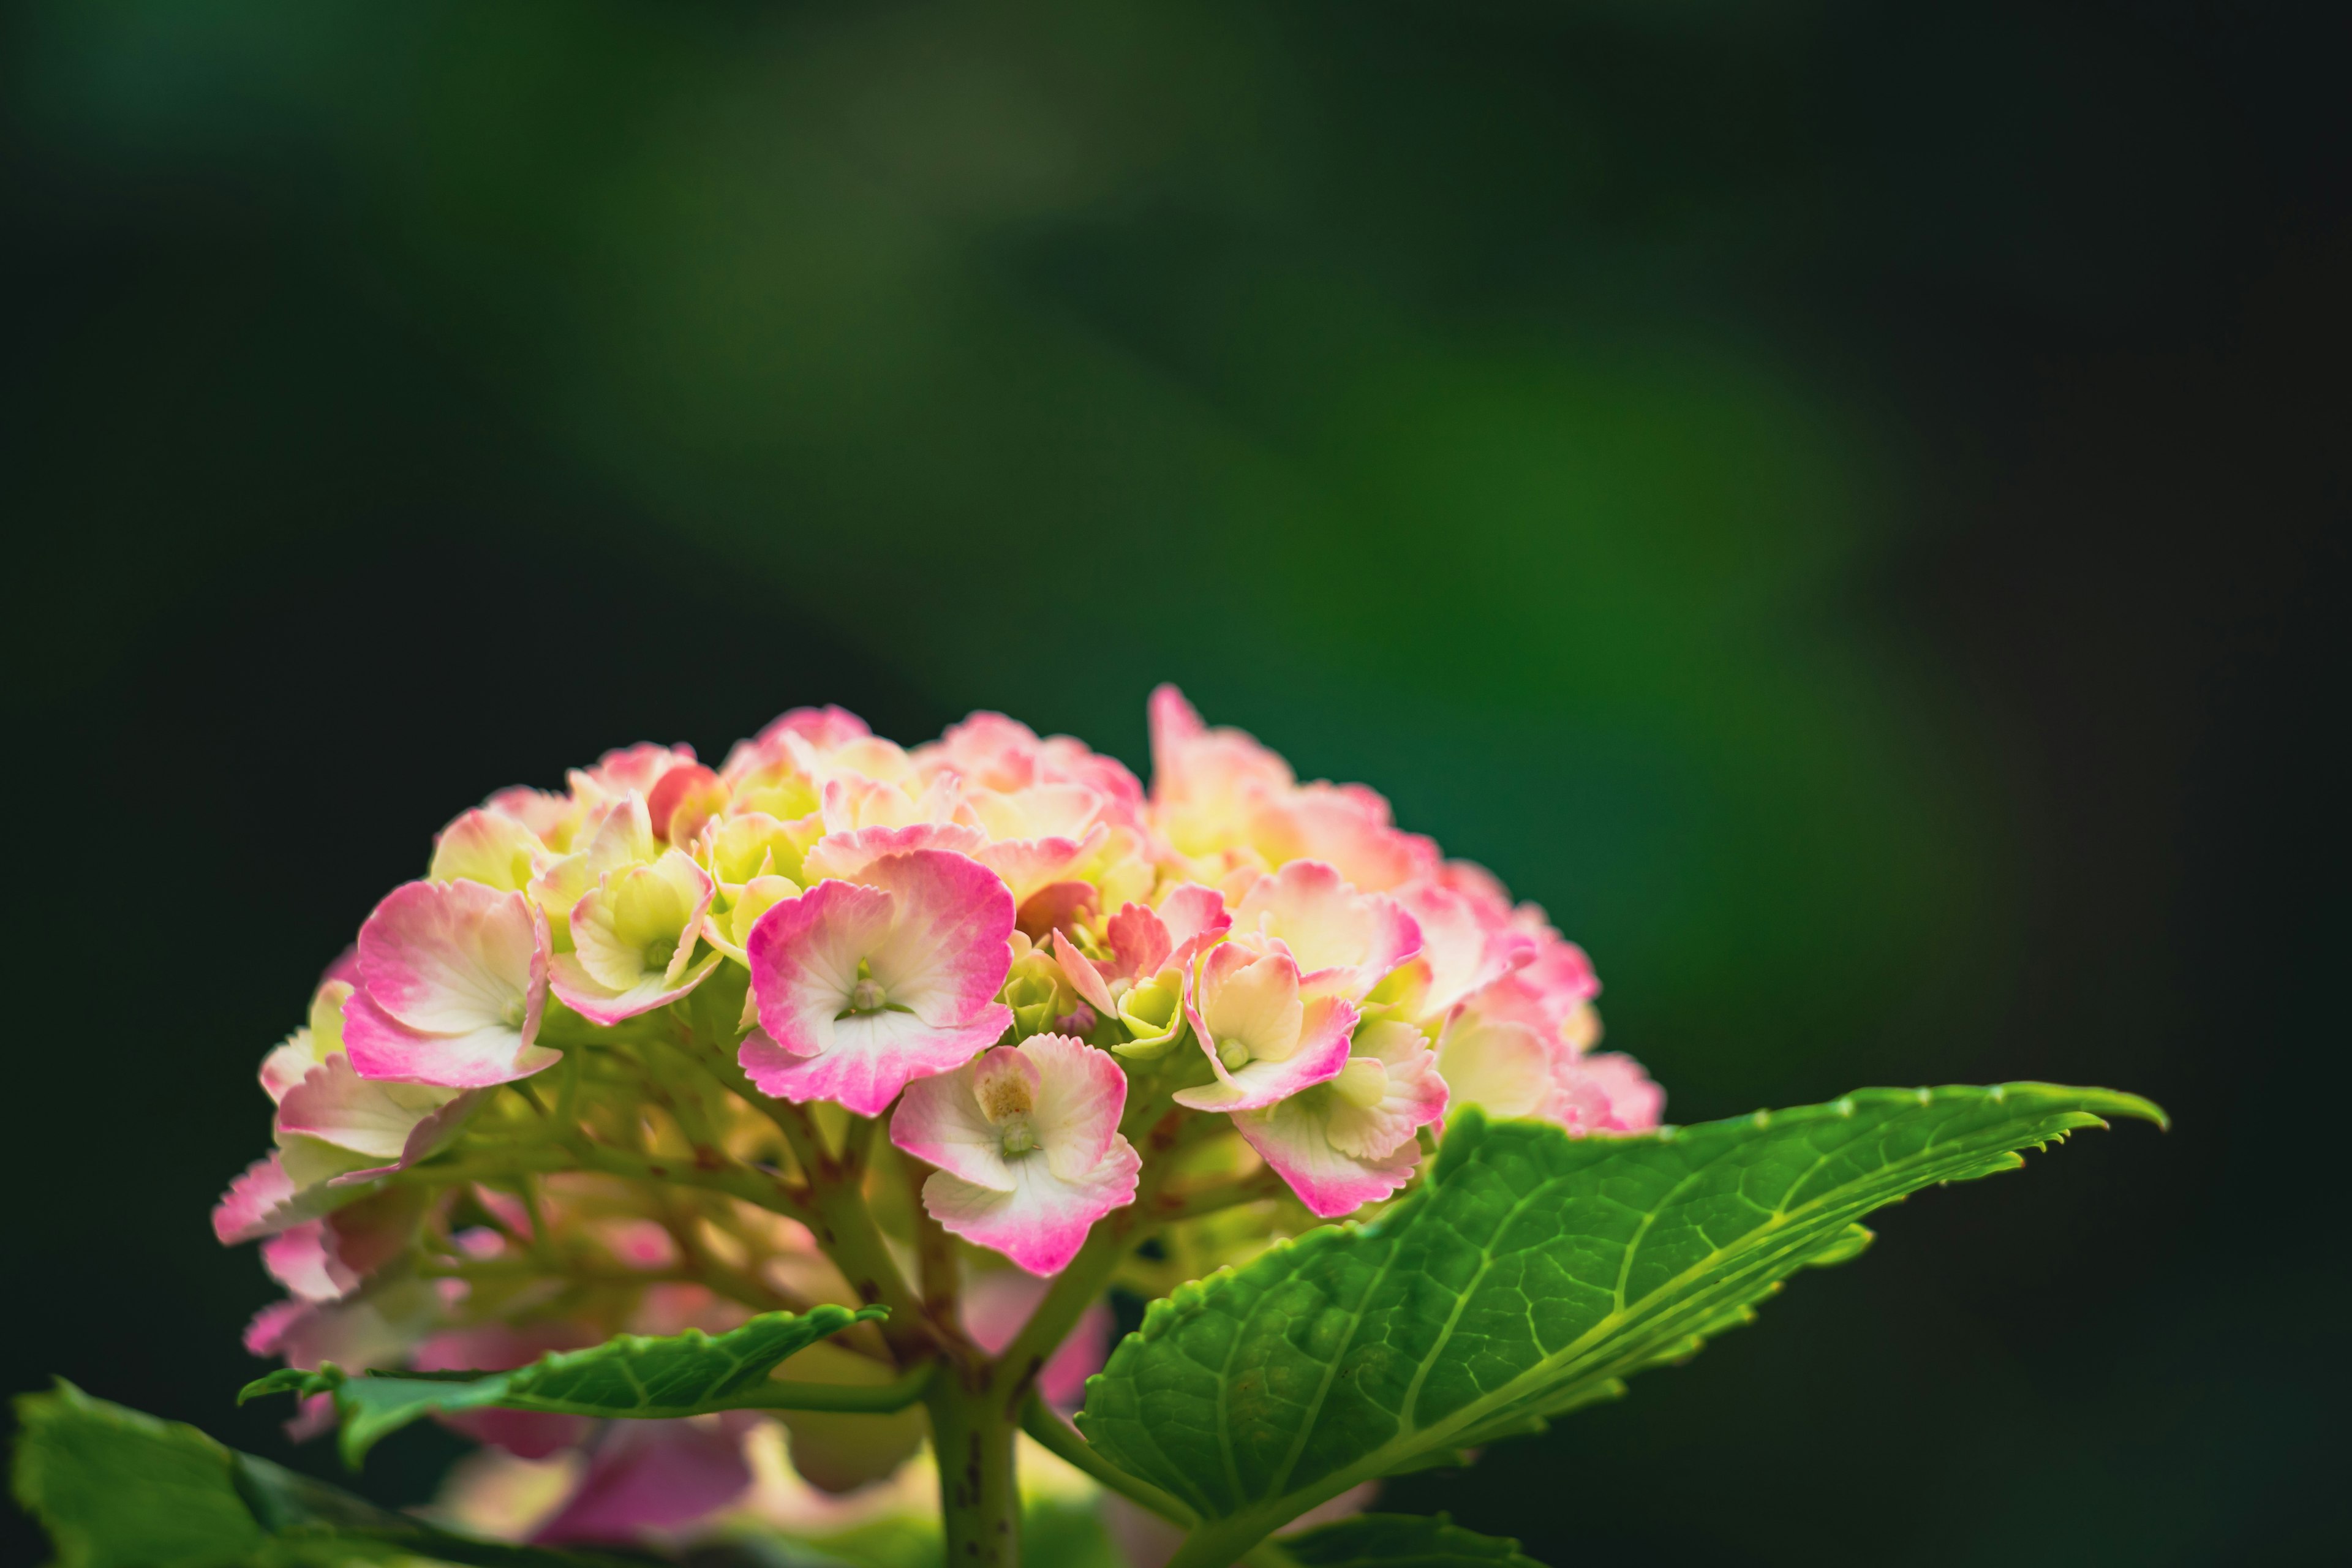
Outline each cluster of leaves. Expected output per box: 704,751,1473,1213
13,1084,2159,1568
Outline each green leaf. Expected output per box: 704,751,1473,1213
1077,1083,2163,1565
10,1382,629,1568
12,1381,265,1568
1279,1515,1547,1568
243,1304,889,1465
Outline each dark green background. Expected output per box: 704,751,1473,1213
4,2,2341,1562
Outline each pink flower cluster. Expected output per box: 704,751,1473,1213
213,687,1658,1540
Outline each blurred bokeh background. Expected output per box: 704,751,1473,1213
4,2,2342,1562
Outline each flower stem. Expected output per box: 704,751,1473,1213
927,1372,1020,1568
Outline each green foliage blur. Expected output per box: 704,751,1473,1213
4,2,2340,1564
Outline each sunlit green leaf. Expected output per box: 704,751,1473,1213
1078,1084,2163,1564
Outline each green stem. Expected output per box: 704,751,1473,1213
1019,1393,1194,1526
992,1104,1189,1393
928,1374,1020,1568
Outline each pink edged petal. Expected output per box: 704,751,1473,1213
243,1298,311,1358
1015,880,1101,943
263,1221,361,1303
342,986,560,1088
891,1051,1022,1191
1235,861,1423,1000
276,1054,461,1161
1232,1099,1422,1218
922,1137,1140,1276
550,949,723,1027
1393,884,1537,1023
1434,1012,1555,1121
533,1419,754,1545
1102,903,1172,981
327,1087,488,1185
1555,1050,1664,1133
1153,883,1231,964
214,1154,303,1244
1174,993,1357,1112
1324,1020,1449,1159
974,832,1098,907
1147,683,1207,756
1050,932,1118,1015
1023,1032,1126,1180
1251,788,1438,894
260,973,349,1104
571,742,698,804
647,762,728,845
357,880,545,1036
429,809,545,892
801,823,987,883
741,1007,1011,1117
747,878,899,1057
259,1041,318,1104
861,850,1017,1026
726,706,872,780
817,772,950,835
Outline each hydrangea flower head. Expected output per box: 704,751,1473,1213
211,685,1660,1547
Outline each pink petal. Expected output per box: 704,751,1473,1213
1555,1050,1664,1133
276,1054,459,1161
977,835,1097,908
1153,883,1231,965
1433,1013,1556,1120
746,879,899,1058
647,762,727,845
262,1221,358,1303
1102,903,1172,981
571,742,698,803
915,710,1047,792
345,881,554,1087
243,1298,311,1358
1014,878,1099,942
1023,1031,1126,1180
922,1137,1140,1276
801,823,988,883
1393,883,1537,1023
1250,788,1438,893
342,986,559,1089
214,1153,310,1244
533,1419,753,1544
429,808,545,892
723,706,872,782
1235,860,1423,1000
742,1008,1011,1118
1174,989,1357,1112
1050,932,1118,1016
1232,1101,1422,1218
326,1087,488,1185
549,950,723,1027
892,1049,1025,1191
